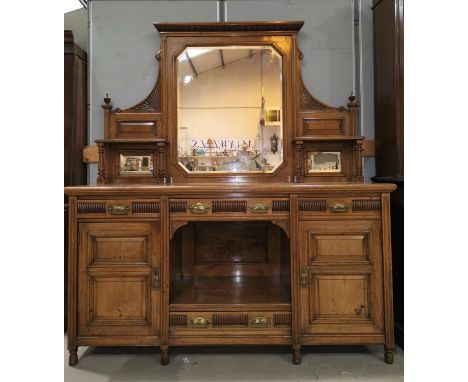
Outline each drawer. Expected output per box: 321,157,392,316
76,199,161,218
169,311,291,335
298,197,381,217
299,220,382,265
169,198,290,218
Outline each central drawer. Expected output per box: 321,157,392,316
169,311,292,337
169,198,290,219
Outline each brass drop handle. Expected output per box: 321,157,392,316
189,203,210,214
329,202,349,212
248,203,270,213
354,305,365,315
151,268,160,289
250,316,271,328
300,266,309,288
108,204,130,215
189,316,210,328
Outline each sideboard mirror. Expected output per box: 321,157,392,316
177,46,283,174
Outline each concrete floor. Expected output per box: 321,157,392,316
64,335,403,381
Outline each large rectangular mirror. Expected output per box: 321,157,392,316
177,46,283,173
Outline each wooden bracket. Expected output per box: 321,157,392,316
83,146,99,163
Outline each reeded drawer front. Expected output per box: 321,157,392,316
298,197,381,216
169,311,291,335
169,198,290,218
77,199,161,218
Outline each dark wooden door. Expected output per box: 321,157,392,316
78,222,161,337
299,220,384,336
372,0,404,347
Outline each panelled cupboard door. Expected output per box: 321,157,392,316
77,222,161,337
298,220,384,336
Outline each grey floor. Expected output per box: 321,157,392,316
64,334,403,381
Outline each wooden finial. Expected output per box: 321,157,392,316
348,92,357,108
102,94,112,110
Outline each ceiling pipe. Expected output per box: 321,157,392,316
78,0,88,10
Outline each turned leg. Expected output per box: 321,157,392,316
160,345,169,365
384,346,394,364
292,345,302,365
68,347,78,366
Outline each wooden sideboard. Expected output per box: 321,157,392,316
65,182,396,365
65,21,396,367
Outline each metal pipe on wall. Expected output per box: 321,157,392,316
217,0,227,22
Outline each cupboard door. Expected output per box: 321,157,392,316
78,222,161,337
299,220,384,335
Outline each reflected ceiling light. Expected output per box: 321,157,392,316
182,74,193,85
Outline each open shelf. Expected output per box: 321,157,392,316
170,276,290,309
169,221,291,312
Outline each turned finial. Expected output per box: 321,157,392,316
348,92,357,108
102,94,112,110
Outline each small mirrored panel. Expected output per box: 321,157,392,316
119,154,153,174
177,46,283,173
307,152,341,173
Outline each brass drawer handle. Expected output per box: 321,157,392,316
250,316,271,328
328,202,349,212
108,204,130,215
248,203,270,213
189,203,210,214
189,316,210,328
300,266,309,288
151,268,160,289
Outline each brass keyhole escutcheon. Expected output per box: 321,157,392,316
354,305,365,315
300,266,309,288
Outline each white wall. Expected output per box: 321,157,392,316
64,8,88,52
88,0,374,183
227,0,353,107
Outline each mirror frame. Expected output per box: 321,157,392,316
159,27,299,183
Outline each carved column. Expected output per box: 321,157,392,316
354,140,364,182
156,142,167,181
293,140,304,183
102,95,112,138
347,94,358,136
97,142,106,184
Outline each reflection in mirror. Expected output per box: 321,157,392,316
177,46,283,173
119,154,153,174
307,152,341,173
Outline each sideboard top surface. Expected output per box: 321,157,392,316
65,182,396,196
